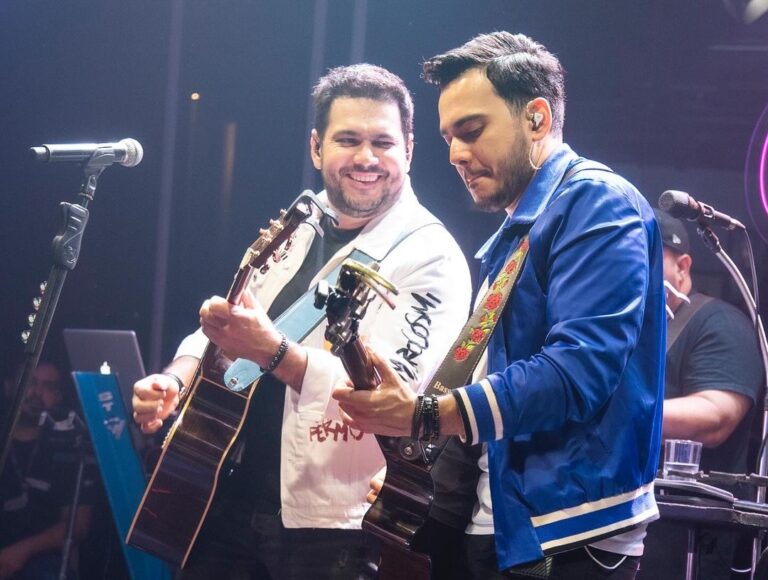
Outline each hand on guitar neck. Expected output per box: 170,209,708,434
199,289,308,390
334,346,466,439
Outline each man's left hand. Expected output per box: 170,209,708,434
333,346,415,437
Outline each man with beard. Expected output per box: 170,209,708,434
334,32,665,579
132,64,471,579
635,210,763,580
0,362,95,579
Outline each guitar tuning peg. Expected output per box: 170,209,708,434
21,329,30,344
278,209,287,217
27,314,36,327
39,281,47,294
32,297,41,310
259,228,269,236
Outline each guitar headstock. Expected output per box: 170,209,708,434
227,190,334,306
315,259,398,357
241,190,332,274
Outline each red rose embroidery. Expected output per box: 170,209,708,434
485,292,503,311
454,346,470,361
504,259,517,274
470,328,485,343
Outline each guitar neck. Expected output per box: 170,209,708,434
227,260,255,305
340,338,380,391
196,263,255,385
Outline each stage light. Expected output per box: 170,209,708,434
744,103,768,242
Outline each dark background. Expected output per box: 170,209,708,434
2,0,767,378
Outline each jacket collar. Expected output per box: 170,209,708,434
475,143,578,259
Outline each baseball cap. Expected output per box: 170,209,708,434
653,208,690,254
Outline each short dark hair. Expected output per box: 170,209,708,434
422,32,565,135
312,63,414,139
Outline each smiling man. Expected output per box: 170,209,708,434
334,33,666,579
132,64,471,579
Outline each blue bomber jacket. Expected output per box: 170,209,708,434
452,144,666,569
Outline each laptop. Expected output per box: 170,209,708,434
63,328,148,451
63,328,147,412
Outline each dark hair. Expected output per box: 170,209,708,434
312,63,414,139
423,32,565,135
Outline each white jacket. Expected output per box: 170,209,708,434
176,179,472,528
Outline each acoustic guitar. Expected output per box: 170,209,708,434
127,191,330,567
316,259,439,579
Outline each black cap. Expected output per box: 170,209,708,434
654,208,690,254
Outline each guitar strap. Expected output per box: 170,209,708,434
422,236,529,396
666,292,713,353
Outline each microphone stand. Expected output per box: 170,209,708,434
696,225,768,580
0,157,108,473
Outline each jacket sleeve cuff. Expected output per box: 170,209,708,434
452,378,504,445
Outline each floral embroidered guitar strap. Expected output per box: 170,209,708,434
422,235,529,397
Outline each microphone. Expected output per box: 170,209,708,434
30,138,143,168
658,190,745,231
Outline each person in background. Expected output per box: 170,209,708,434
637,209,764,580
0,362,95,580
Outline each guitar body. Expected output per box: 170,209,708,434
365,436,434,550
127,350,256,565
127,192,329,567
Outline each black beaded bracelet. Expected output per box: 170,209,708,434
430,394,440,439
421,394,434,440
411,395,424,441
261,332,289,373
418,394,440,443
163,372,185,396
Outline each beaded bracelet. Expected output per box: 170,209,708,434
261,331,289,373
421,394,434,440
429,394,440,439
411,394,441,443
411,395,425,441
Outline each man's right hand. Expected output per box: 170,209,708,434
132,374,181,434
